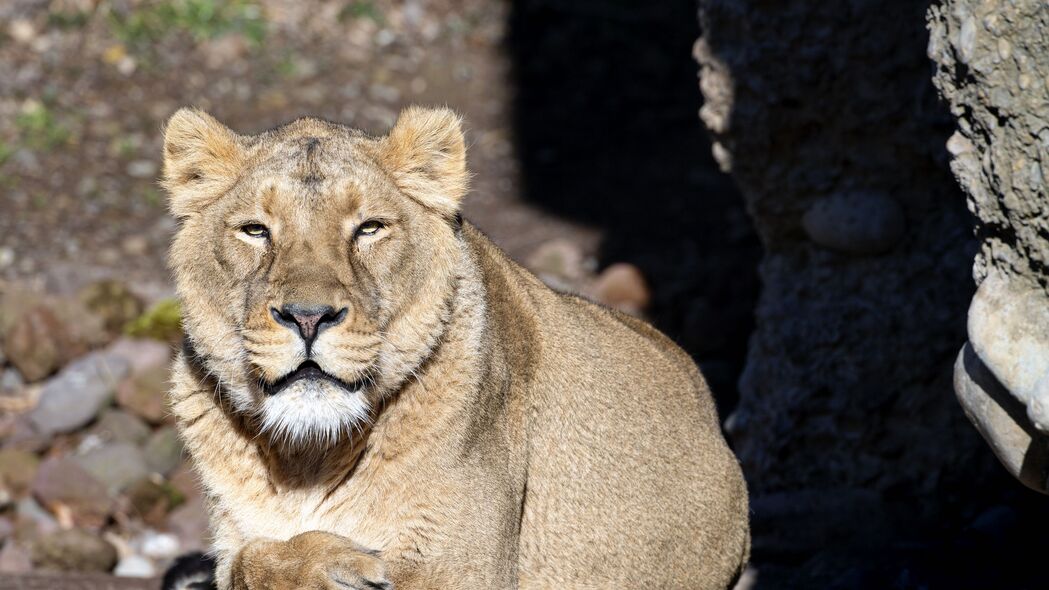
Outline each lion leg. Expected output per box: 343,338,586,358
231,531,392,590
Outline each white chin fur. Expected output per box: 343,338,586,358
257,380,370,448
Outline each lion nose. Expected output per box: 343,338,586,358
271,304,347,350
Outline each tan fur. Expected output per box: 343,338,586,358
164,106,750,590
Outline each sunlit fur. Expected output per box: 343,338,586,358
164,107,750,590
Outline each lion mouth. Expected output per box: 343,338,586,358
264,360,367,396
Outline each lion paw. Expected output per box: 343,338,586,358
234,531,393,590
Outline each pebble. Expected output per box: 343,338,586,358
0,449,40,498
0,368,25,396
527,239,587,284
30,528,118,573
126,160,158,179
89,409,151,445
3,306,71,382
125,477,179,527
137,530,180,560
114,554,155,577
116,364,169,424
74,443,150,495
802,191,906,255
590,263,651,315
29,351,129,436
15,497,58,536
31,458,113,528
143,427,183,475
0,541,32,574
108,338,173,377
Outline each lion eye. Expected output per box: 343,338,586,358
356,220,385,237
241,224,270,238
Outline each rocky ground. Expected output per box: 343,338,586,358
0,0,656,586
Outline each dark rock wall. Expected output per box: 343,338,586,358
695,0,984,503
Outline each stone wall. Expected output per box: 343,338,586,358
928,0,1049,492
695,0,985,506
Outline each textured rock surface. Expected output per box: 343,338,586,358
29,352,128,436
696,0,982,501
929,0,1049,490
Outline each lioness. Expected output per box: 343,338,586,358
163,106,749,590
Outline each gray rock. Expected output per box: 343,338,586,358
0,368,24,396
966,273,1049,432
31,458,113,528
0,540,32,574
114,554,155,578
74,443,149,494
30,528,118,573
89,409,151,445
954,343,1049,493
143,427,183,476
2,306,71,382
802,192,906,255
29,351,129,436
107,337,173,377
15,497,58,536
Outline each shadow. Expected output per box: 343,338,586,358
506,0,761,414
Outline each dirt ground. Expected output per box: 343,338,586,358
0,0,601,302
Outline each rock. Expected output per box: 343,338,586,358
116,364,169,425
125,160,158,179
0,541,32,574
0,449,40,497
29,351,129,436
2,306,71,382
107,337,172,377
89,409,151,445
954,343,1049,493
526,239,587,287
114,554,155,577
802,192,906,255
74,443,149,495
143,427,183,475
0,516,12,542
966,274,1049,432
32,458,113,528
78,280,144,340
167,494,208,553
125,477,183,527
15,497,59,537
1,417,49,454
590,263,651,314
136,530,180,561
30,528,118,573
0,368,24,396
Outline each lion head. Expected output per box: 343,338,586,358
163,107,469,449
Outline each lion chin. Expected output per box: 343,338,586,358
255,360,372,449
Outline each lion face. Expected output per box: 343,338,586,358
163,107,468,448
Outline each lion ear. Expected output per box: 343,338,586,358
161,108,245,218
378,106,468,217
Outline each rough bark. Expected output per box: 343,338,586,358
694,0,988,507
929,0,1049,492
